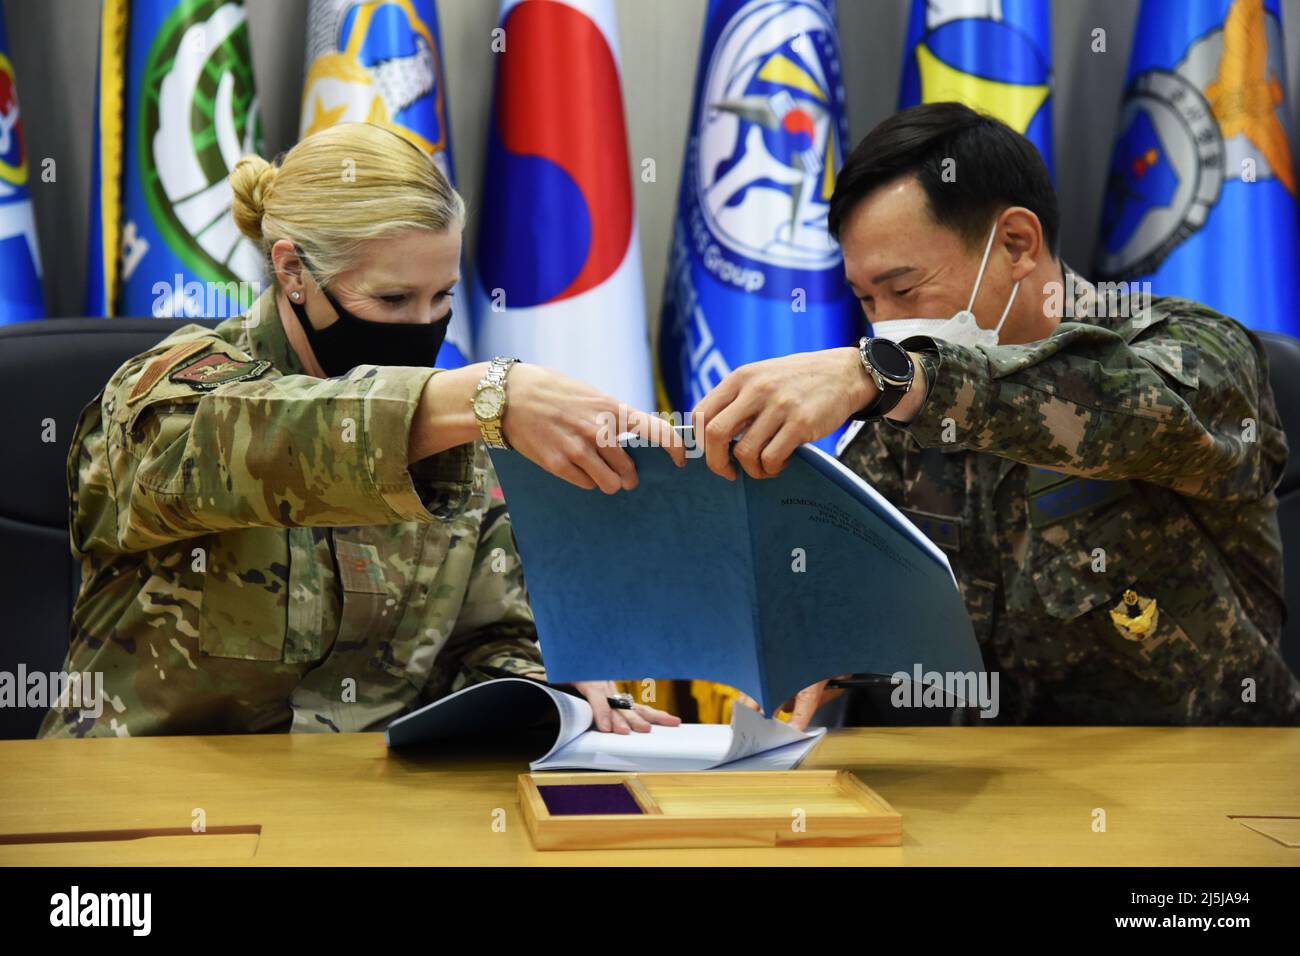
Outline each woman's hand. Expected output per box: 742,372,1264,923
501,364,685,493
410,362,685,492
571,680,682,734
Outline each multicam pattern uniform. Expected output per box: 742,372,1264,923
841,271,1300,724
40,291,543,738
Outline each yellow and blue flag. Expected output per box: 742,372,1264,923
1095,0,1299,334
85,0,263,319
300,0,473,368
658,0,859,452
898,0,1054,176
0,7,45,323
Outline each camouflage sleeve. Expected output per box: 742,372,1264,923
97,333,472,552
897,299,1287,502
437,453,545,696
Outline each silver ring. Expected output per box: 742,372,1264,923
607,693,635,710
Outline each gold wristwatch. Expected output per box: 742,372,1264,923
471,357,519,449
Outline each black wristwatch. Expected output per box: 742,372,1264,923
854,336,915,420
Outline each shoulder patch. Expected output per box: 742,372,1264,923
126,339,211,405
169,353,272,391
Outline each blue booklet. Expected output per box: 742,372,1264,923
489,441,983,714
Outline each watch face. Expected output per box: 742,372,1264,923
867,339,912,380
474,387,505,419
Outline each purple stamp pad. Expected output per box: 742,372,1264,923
538,783,644,816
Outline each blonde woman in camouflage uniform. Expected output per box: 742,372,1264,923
40,122,683,738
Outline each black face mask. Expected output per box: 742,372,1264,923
286,253,448,377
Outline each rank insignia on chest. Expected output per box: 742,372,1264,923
170,353,272,391
1109,589,1159,642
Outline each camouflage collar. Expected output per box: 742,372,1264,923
1057,260,1167,342
237,287,307,376
1059,259,1099,324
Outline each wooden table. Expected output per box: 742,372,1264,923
1,727,1296,865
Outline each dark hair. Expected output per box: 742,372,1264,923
828,102,1058,254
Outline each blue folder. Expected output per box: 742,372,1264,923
489,441,983,713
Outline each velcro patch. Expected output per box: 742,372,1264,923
1029,477,1132,527
1026,466,1073,495
170,353,272,391
126,339,210,405
901,507,962,552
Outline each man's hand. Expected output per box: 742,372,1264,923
732,679,846,731
691,348,873,480
777,679,847,731
571,680,682,734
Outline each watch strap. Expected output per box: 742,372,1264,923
475,357,517,449
857,384,907,421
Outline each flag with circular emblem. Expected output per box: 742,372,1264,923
657,0,860,452
897,0,1054,177
0,6,45,324
85,0,264,319
659,0,860,722
1095,0,1299,334
299,0,474,369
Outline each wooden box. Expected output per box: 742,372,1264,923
517,770,901,850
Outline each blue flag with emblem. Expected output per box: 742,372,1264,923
0,7,45,323
300,0,472,369
85,0,264,319
1095,0,1299,334
897,0,1054,177
657,0,859,453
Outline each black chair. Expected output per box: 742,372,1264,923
1257,332,1300,677
0,318,220,739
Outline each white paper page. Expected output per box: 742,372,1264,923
534,722,735,772
722,731,826,770
532,704,825,772
532,682,596,763
720,699,818,763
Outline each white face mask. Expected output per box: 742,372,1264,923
869,221,1021,350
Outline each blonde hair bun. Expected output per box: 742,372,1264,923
232,123,464,287
229,155,278,242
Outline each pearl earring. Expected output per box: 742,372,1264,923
291,291,301,301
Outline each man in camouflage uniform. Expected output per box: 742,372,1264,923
836,269,1300,724
694,103,1300,726
40,290,544,737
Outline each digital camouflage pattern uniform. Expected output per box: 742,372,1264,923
40,290,543,738
839,268,1300,725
